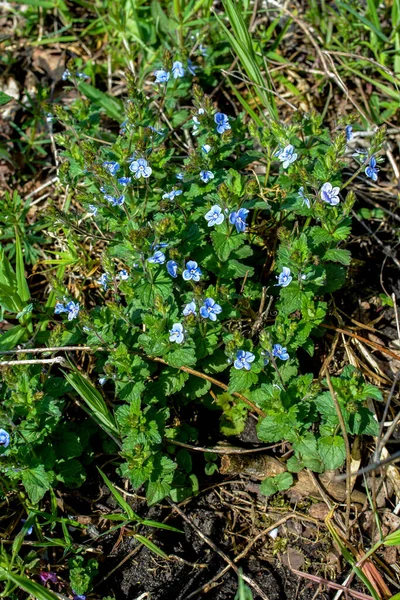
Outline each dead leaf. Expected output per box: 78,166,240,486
32,48,65,81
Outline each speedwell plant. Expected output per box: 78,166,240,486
0,64,385,504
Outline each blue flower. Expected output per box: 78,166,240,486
98,377,107,386
154,69,170,83
104,194,124,206
0,429,10,448
298,187,310,209
200,170,214,183
103,161,120,176
199,44,208,56
183,260,202,281
21,519,33,536
65,301,80,321
183,300,197,316
129,158,152,179
152,241,169,250
54,302,67,315
365,156,379,182
118,177,131,186
275,267,292,287
261,350,270,366
345,125,353,142
172,61,185,78
169,323,184,344
88,204,98,216
162,189,183,201
61,69,71,81
275,144,297,169
272,344,289,361
229,208,249,233
214,112,231,134
97,273,109,290
167,260,178,278
320,182,340,206
176,172,184,180
202,144,211,154
46,113,54,123
205,205,224,227
148,251,166,264
187,59,198,75
76,72,89,80
200,298,222,321
234,350,255,370
118,269,129,280
73,595,86,600
148,125,164,135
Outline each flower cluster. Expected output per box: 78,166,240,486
54,301,80,320
154,59,198,84
275,144,297,168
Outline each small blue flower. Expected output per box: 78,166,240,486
275,144,297,169
148,251,166,264
272,344,289,361
172,61,185,78
120,120,128,135
118,270,129,280
105,194,125,207
103,161,120,176
199,44,208,57
183,260,202,281
46,113,54,123
214,112,231,134
76,72,89,80
234,350,255,371
202,144,211,154
152,241,169,250
167,260,178,278
176,172,184,180
154,69,170,83
98,377,107,386
200,298,222,321
88,204,98,216
183,300,197,316
148,125,163,135
21,519,33,536
320,182,340,206
54,302,67,315
61,69,71,81
298,187,310,209
97,273,109,290
129,158,152,179
205,205,224,227
229,208,249,233
200,170,214,183
187,59,198,75
118,177,131,186
0,429,10,448
169,323,184,344
73,595,86,600
345,125,353,142
261,350,270,366
162,189,183,201
65,301,80,321
365,156,379,182
275,267,292,288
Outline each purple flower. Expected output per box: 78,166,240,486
345,125,353,142
105,194,125,207
129,158,152,179
183,260,202,282
40,571,57,584
169,323,184,344
205,205,224,227
183,300,197,316
154,69,170,83
298,187,310,208
148,251,166,264
0,429,10,448
320,182,340,206
118,177,131,186
275,267,292,288
172,61,185,78
167,260,178,278
275,144,297,168
234,350,255,370
272,344,289,361
73,595,86,600
200,170,214,183
162,189,182,201
200,298,222,321
365,156,379,182
214,112,230,134
229,208,249,233
103,161,120,176
65,301,80,321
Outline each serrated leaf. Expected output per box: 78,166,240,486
225,259,254,278
211,230,244,261
167,346,196,368
228,368,258,393
318,435,346,470
323,248,351,266
21,465,52,503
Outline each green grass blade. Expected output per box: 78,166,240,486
133,534,169,559
335,1,390,43
141,519,183,533
77,82,124,122
0,568,59,600
97,468,139,521
63,369,119,437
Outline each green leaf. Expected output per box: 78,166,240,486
259,476,278,497
260,472,293,497
133,534,169,559
323,248,351,266
0,569,59,600
225,259,254,278
97,468,140,521
0,91,14,106
0,282,24,313
77,82,124,122
167,346,196,368
15,230,31,302
211,230,244,261
21,465,52,503
228,368,258,394
257,409,299,443
318,435,346,470
384,529,400,547
0,325,26,351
